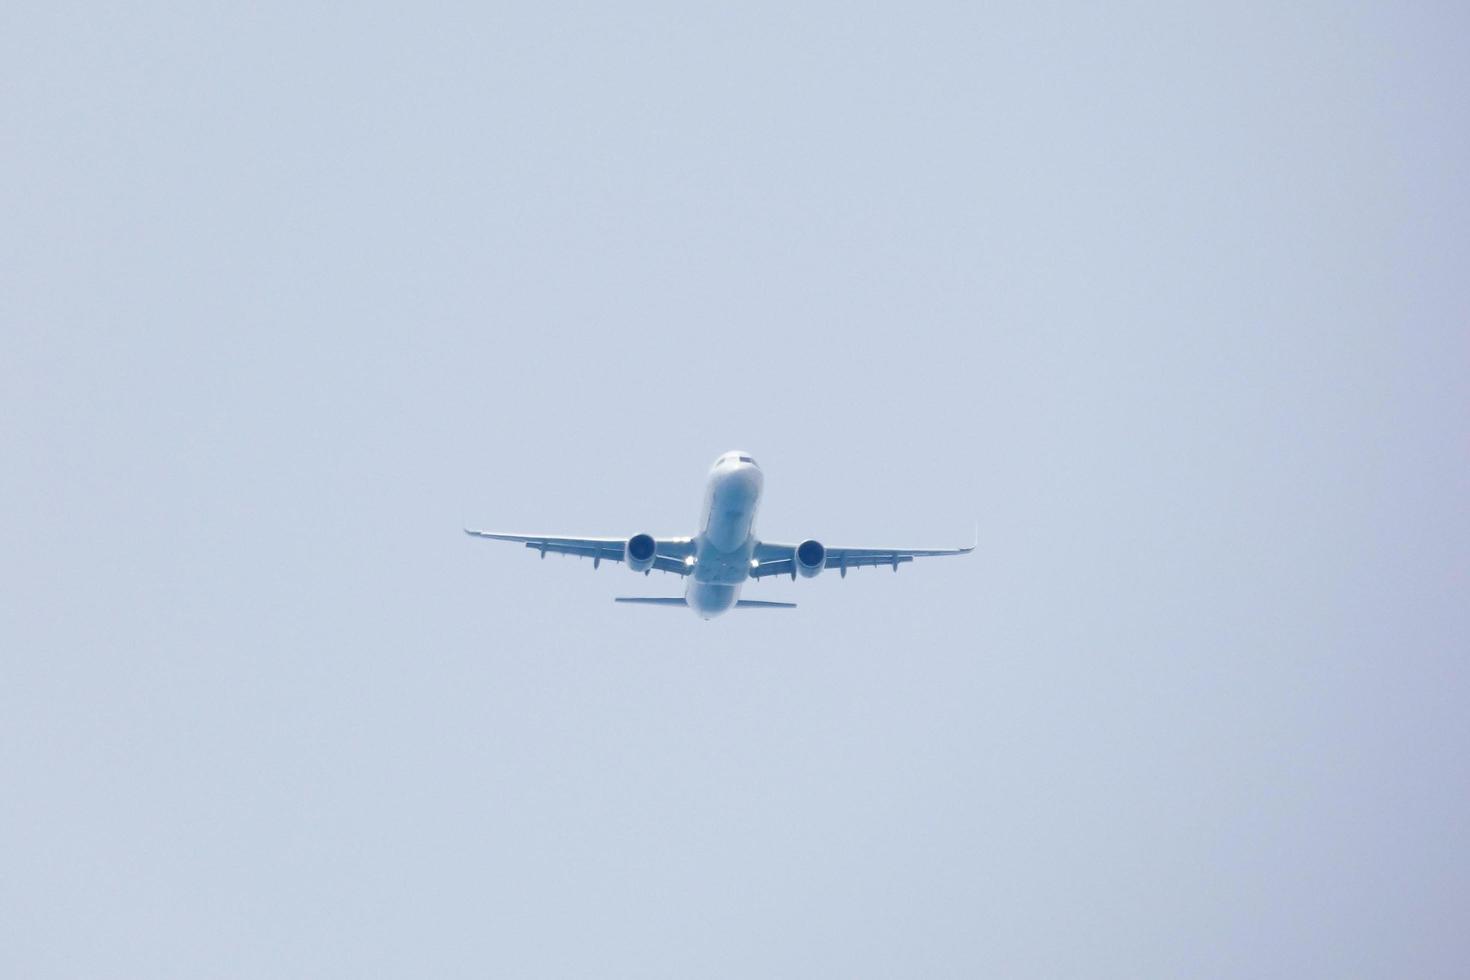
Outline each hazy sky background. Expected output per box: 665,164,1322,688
3,1,1468,976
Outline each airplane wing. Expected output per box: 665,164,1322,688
463,529,695,576
749,536,974,579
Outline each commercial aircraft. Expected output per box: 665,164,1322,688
465,451,973,619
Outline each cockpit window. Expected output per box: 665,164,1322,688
738,455,754,463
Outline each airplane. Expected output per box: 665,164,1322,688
464,451,974,619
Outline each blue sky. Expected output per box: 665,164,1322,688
3,2,1468,976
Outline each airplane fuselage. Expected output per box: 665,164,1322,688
686,452,763,618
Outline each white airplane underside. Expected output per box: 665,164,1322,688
465,451,973,619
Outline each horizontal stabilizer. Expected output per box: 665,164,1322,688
613,597,796,609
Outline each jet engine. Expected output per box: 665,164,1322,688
794,539,826,578
625,533,657,573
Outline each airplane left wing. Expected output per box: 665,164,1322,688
463,529,695,576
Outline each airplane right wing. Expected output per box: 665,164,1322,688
749,536,974,579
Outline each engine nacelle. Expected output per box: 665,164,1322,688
625,533,657,573
794,539,826,578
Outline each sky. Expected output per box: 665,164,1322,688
3,1,1468,976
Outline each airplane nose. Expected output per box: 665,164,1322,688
732,464,762,491
715,451,758,470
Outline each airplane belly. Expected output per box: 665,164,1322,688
693,539,752,585
685,582,739,619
